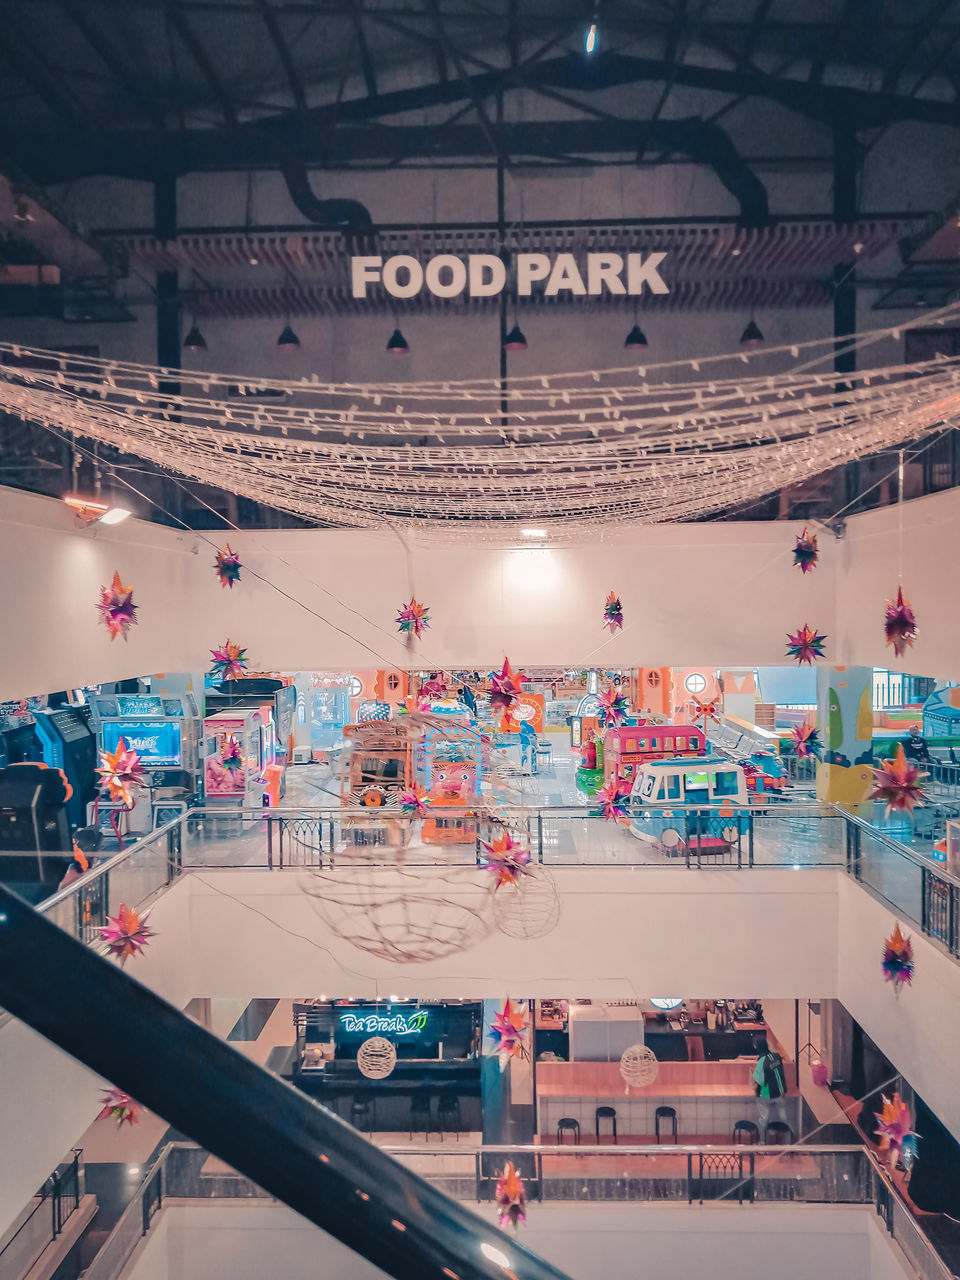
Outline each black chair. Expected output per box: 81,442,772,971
350,1099,372,1132
733,1120,759,1145
557,1117,580,1145
410,1092,434,1140
595,1106,617,1143
438,1092,462,1140
765,1120,793,1146
655,1106,678,1144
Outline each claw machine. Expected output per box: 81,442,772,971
203,709,265,818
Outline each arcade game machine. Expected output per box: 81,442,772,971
206,678,295,804
341,720,411,846
202,709,265,810
33,702,97,833
0,761,72,898
87,691,201,827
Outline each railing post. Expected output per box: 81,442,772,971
537,811,544,865
475,1150,481,1203
747,812,754,868
921,867,929,935
953,884,959,956
687,1153,693,1203
267,817,274,871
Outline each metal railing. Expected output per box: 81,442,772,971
79,1141,953,1280
0,1150,82,1280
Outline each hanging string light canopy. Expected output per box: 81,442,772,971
2,308,959,539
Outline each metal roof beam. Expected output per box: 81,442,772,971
253,0,307,111
349,0,380,99
60,1,167,128
166,3,238,125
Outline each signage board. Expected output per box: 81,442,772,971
102,720,182,766
351,252,669,300
338,1009,428,1038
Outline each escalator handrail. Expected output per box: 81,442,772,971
0,883,571,1280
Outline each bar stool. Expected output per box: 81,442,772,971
732,1120,759,1145
410,1092,434,1140
438,1092,462,1140
655,1106,678,1144
764,1121,793,1146
595,1106,617,1144
350,1099,372,1132
557,1117,580,1145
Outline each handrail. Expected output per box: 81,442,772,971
845,809,960,893
0,882,573,1280
37,813,183,914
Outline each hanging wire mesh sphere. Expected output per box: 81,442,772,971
357,1036,398,1080
303,850,493,963
491,866,561,940
619,1044,659,1089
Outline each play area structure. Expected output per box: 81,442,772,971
576,719,708,801
414,711,484,845
629,756,752,859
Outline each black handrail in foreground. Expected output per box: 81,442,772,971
0,884,572,1280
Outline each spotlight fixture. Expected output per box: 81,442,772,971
63,495,132,526
503,323,527,351
183,323,207,351
248,253,260,266
740,319,764,347
624,323,648,349
277,323,301,350
386,327,410,354
585,21,598,52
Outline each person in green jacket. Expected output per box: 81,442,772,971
753,1045,788,1137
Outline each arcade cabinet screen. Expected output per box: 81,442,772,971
102,721,182,767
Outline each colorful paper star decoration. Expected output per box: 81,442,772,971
490,659,523,714
399,783,430,817
99,903,154,966
97,1088,141,1127
97,739,145,808
221,735,243,772
603,591,624,633
791,722,822,758
691,694,720,726
882,923,915,990
97,571,138,641
597,684,630,727
885,587,917,658
793,527,819,574
209,639,248,681
595,779,631,823
481,831,531,889
488,998,529,1071
396,597,430,638
876,1093,917,1159
786,624,827,665
214,544,243,589
871,744,927,815
495,1162,527,1233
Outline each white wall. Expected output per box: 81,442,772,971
140,866,839,1002
0,1017,103,1238
4,482,960,702
837,875,960,1141
123,1201,912,1280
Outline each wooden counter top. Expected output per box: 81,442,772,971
537,1059,760,1098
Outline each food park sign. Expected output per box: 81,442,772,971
351,252,669,300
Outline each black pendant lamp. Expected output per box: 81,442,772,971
277,323,301,350
503,323,528,351
386,327,410,355
183,323,207,351
740,318,764,347
625,323,648,349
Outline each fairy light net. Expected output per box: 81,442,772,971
3,313,959,537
